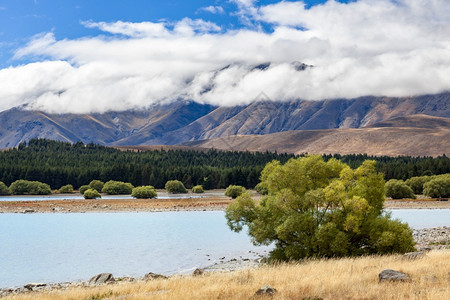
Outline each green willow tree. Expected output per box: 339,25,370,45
225,155,415,260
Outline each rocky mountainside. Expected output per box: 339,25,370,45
0,93,449,149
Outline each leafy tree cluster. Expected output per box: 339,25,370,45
0,181,10,195
131,186,157,199
165,180,187,194
324,153,450,180
58,184,74,194
9,180,51,195
226,156,415,261
83,189,101,199
385,180,416,199
225,185,246,199
192,185,204,193
0,139,293,189
102,180,134,195
79,185,91,194
423,174,450,198
0,139,448,190
405,174,450,198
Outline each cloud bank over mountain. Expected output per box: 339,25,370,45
1,0,450,113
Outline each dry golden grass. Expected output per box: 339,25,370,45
5,251,449,300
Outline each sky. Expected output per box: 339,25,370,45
0,0,449,114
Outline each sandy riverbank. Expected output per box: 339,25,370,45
0,193,449,213
0,191,232,213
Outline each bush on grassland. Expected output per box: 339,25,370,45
58,184,74,194
89,180,104,193
423,175,450,198
131,186,157,199
165,180,187,194
83,189,101,199
102,180,134,195
0,181,10,195
405,176,432,194
79,185,90,195
9,180,51,195
225,156,415,261
192,185,204,193
385,179,416,199
225,185,246,199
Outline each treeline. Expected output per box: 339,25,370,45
0,139,449,190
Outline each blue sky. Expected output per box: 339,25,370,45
0,0,448,114
0,0,342,67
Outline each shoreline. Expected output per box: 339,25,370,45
2,252,449,300
1,226,448,295
1,194,449,214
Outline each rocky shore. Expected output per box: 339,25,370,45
1,226,448,298
0,198,449,214
414,226,450,250
0,259,264,297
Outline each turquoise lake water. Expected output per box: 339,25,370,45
0,209,448,288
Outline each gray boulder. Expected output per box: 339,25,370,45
144,272,168,280
88,273,115,285
192,268,204,276
402,251,425,260
379,269,411,282
255,285,277,296
24,283,46,290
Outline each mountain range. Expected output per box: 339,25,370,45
0,92,449,156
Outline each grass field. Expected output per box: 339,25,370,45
4,250,449,300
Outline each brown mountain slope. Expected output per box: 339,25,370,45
183,115,450,157
369,114,450,129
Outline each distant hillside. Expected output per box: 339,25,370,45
0,93,449,149
369,114,450,129
113,145,210,153
0,102,215,148
183,115,450,157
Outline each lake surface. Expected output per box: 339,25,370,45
0,211,270,288
0,209,448,288
388,209,449,229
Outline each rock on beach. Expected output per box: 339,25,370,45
88,273,115,285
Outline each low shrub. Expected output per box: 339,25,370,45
102,180,134,195
165,180,187,194
79,185,90,194
423,176,450,198
385,179,416,199
58,184,74,194
83,189,101,199
131,186,157,199
89,180,104,193
405,176,432,194
192,185,204,193
9,180,51,195
0,181,10,195
225,185,246,199
255,182,268,195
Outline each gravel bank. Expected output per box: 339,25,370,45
414,227,450,250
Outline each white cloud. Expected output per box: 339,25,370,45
229,0,259,27
82,21,170,38
1,0,450,114
200,6,225,14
